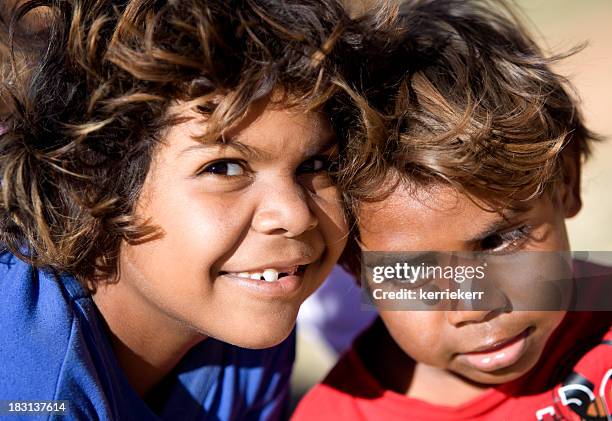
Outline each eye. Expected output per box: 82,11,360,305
480,225,532,254
297,155,336,174
199,160,245,177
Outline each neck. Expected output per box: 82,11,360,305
360,319,488,407
92,281,206,397
407,363,488,406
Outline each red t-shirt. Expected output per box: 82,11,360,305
293,312,611,420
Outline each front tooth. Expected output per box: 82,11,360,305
250,273,262,280
263,269,279,282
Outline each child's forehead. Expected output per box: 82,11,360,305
160,98,334,157
356,170,540,221
167,92,326,131
356,179,541,248
358,179,470,217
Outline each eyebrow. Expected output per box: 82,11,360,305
179,134,337,160
465,208,529,243
179,139,273,160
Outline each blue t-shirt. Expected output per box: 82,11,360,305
0,251,294,420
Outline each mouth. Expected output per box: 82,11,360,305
458,327,533,373
219,265,307,283
217,260,315,299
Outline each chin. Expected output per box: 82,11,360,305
463,369,526,386
205,316,297,350
459,352,540,385
235,325,296,349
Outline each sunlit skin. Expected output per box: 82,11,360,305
357,160,581,406
93,98,348,397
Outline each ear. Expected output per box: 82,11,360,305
558,141,582,218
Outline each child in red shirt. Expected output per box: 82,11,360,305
294,0,611,419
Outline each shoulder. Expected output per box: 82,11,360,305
0,252,75,397
0,251,131,418
544,314,612,420
0,252,107,407
536,310,612,394
569,313,612,380
292,348,374,421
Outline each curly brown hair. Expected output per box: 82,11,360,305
340,0,597,211
335,0,599,275
0,0,371,289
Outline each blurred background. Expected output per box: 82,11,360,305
291,0,612,410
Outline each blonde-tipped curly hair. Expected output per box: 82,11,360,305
0,0,377,289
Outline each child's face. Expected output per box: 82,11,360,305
113,99,347,348
358,180,578,384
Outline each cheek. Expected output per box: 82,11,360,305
302,188,348,298
524,312,566,368
309,186,348,250
380,311,449,365
530,311,566,337
132,187,252,280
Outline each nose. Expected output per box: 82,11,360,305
446,259,510,326
251,181,318,237
446,310,494,326
446,293,510,326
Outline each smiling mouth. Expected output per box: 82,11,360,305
219,265,307,282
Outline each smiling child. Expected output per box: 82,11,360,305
0,0,354,419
